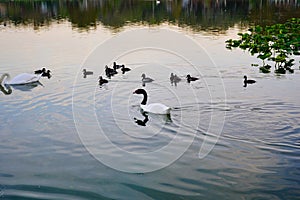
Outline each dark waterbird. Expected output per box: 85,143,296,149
186,74,199,82
99,76,108,85
34,68,46,74
243,75,256,87
243,75,256,84
82,69,93,77
42,70,51,79
121,65,131,74
113,62,122,69
141,73,154,83
170,73,181,86
105,65,117,77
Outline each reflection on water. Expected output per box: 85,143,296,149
10,82,42,91
0,1,300,199
0,83,12,95
134,112,149,127
0,0,299,32
0,81,42,95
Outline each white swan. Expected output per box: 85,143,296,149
0,73,42,85
133,88,171,115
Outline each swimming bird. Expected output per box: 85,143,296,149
82,69,93,76
170,73,181,86
170,73,181,82
113,62,122,69
105,65,116,77
243,75,256,84
113,65,118,73
121,65,131,74
243,75,256,87
0,73,42,85
141,74,154,83
34,68,46,74
186,74,199,82
42,70,51,79
133,88,171,115
99,76,108,85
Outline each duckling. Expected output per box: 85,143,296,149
113,62,122,69
170,73,174,82
170,73,181,86
141,73,154,83
112,65,118,75
99,76,108,85
34,68,46,74
121,65,131,74
186,74,199,82
105,65,116,77
82,69,93,76
42,70,52,79
243,75,256,84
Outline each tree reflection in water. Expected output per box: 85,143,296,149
0,0,299,32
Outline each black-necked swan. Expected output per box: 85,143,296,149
82,69,93,76
0,73,42,85
186,74,199,82
243,75,256,84
35,68,46,74
121,65,131,74
99,76,108,85
133,88,171,115
141,74,154,83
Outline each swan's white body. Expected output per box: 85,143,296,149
133,88,171,115
141,103,171,115
1,73,42,85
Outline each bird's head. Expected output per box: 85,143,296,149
133,88,146,94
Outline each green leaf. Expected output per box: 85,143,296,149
257,52,272,60
259,66,271,73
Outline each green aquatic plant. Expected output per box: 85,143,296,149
226,18,300,74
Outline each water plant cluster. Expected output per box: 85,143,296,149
226,18,300,74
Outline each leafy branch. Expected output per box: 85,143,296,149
226,18,300,74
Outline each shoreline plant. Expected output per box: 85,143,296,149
226,18,300,74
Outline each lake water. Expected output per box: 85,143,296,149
1,1,300,199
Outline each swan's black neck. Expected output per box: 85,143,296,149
140,90,148,105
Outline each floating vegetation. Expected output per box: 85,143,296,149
226,18,300,74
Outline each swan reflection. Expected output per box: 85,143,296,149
134,112,149,126
0,81,42,95
133,110,172,127
0,83,12,95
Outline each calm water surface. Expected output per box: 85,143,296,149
1,1,300,199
